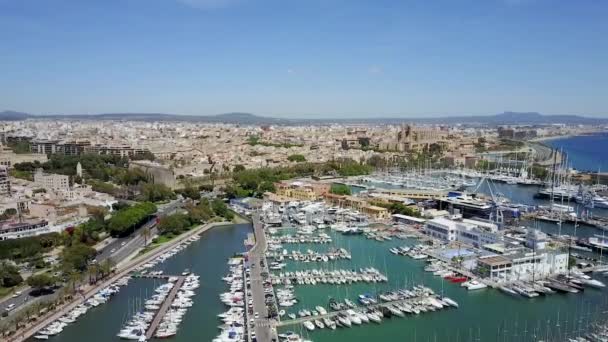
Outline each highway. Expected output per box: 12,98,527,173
0,199,184,317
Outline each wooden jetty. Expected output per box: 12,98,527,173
145,275,186,340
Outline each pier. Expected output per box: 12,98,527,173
131,273,172,280
523,211,608,231
276,295,448,328
248,214,279,342
145,275,186,340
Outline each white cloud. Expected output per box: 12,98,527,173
287,68,295,74
174,0,241,10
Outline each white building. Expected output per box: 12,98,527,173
34,169,70,191
0,220,51,240
478,249,568,282
423,215,501,247
424,216,460,241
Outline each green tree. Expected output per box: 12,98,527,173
287,154,306,162
389,202,420,217
233,164,246,172
158,213,194,235
138,183,176,202
330,183,351,195
198,184,214,192
87,264,100,284
141,227,151,246
187,200,214,223
130,150,155,161
0,262,23,288
99,259,115,278
67,270,81,293
26,274,57,290
0,233,62,260
181,186,201,200
211,199,234,220
0,208,18,220
7,141,31,154
366,155,387,169
107,202,157,237
61,243,96,272
258,181,276,194
531,164,548,180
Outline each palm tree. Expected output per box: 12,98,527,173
67,270,81,294
141,227,151,246
100,259,115,278
87,264,99,284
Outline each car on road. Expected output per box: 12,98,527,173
5,304,15,311
121,241,126,246
254,312,259,319
110,248,116,253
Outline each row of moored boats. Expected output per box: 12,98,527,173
34,277,130,340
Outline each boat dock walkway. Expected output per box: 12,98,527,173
145,275,186,340
276,295,431,328
131,273,172,280
422,250,477,279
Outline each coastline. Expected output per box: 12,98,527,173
530,130,607,143
530,135,576,142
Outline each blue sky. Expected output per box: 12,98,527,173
1,0,606,118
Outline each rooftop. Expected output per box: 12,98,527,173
478,255,512,266
0,220,48,232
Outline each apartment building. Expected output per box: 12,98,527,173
275,181,320,201
34,169,70,191
0,166,11,196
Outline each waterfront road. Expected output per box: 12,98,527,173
0,199,184,318
248,214,277,342
7,220,229,342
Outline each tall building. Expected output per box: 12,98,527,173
30,139,91,155
0,166,11,196
85,145,148,158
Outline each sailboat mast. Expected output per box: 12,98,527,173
551,149,558,197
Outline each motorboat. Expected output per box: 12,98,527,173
462,280,487,290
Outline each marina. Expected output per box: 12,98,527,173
20,166,608,342
20,214,608,342
250,188,608,341
276,285,458,329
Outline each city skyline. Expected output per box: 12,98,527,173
1,0,607,117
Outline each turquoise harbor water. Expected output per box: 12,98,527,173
273,229,608,342
43,223,252,342
43,218,608,342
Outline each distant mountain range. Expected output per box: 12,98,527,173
0,110,606,126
